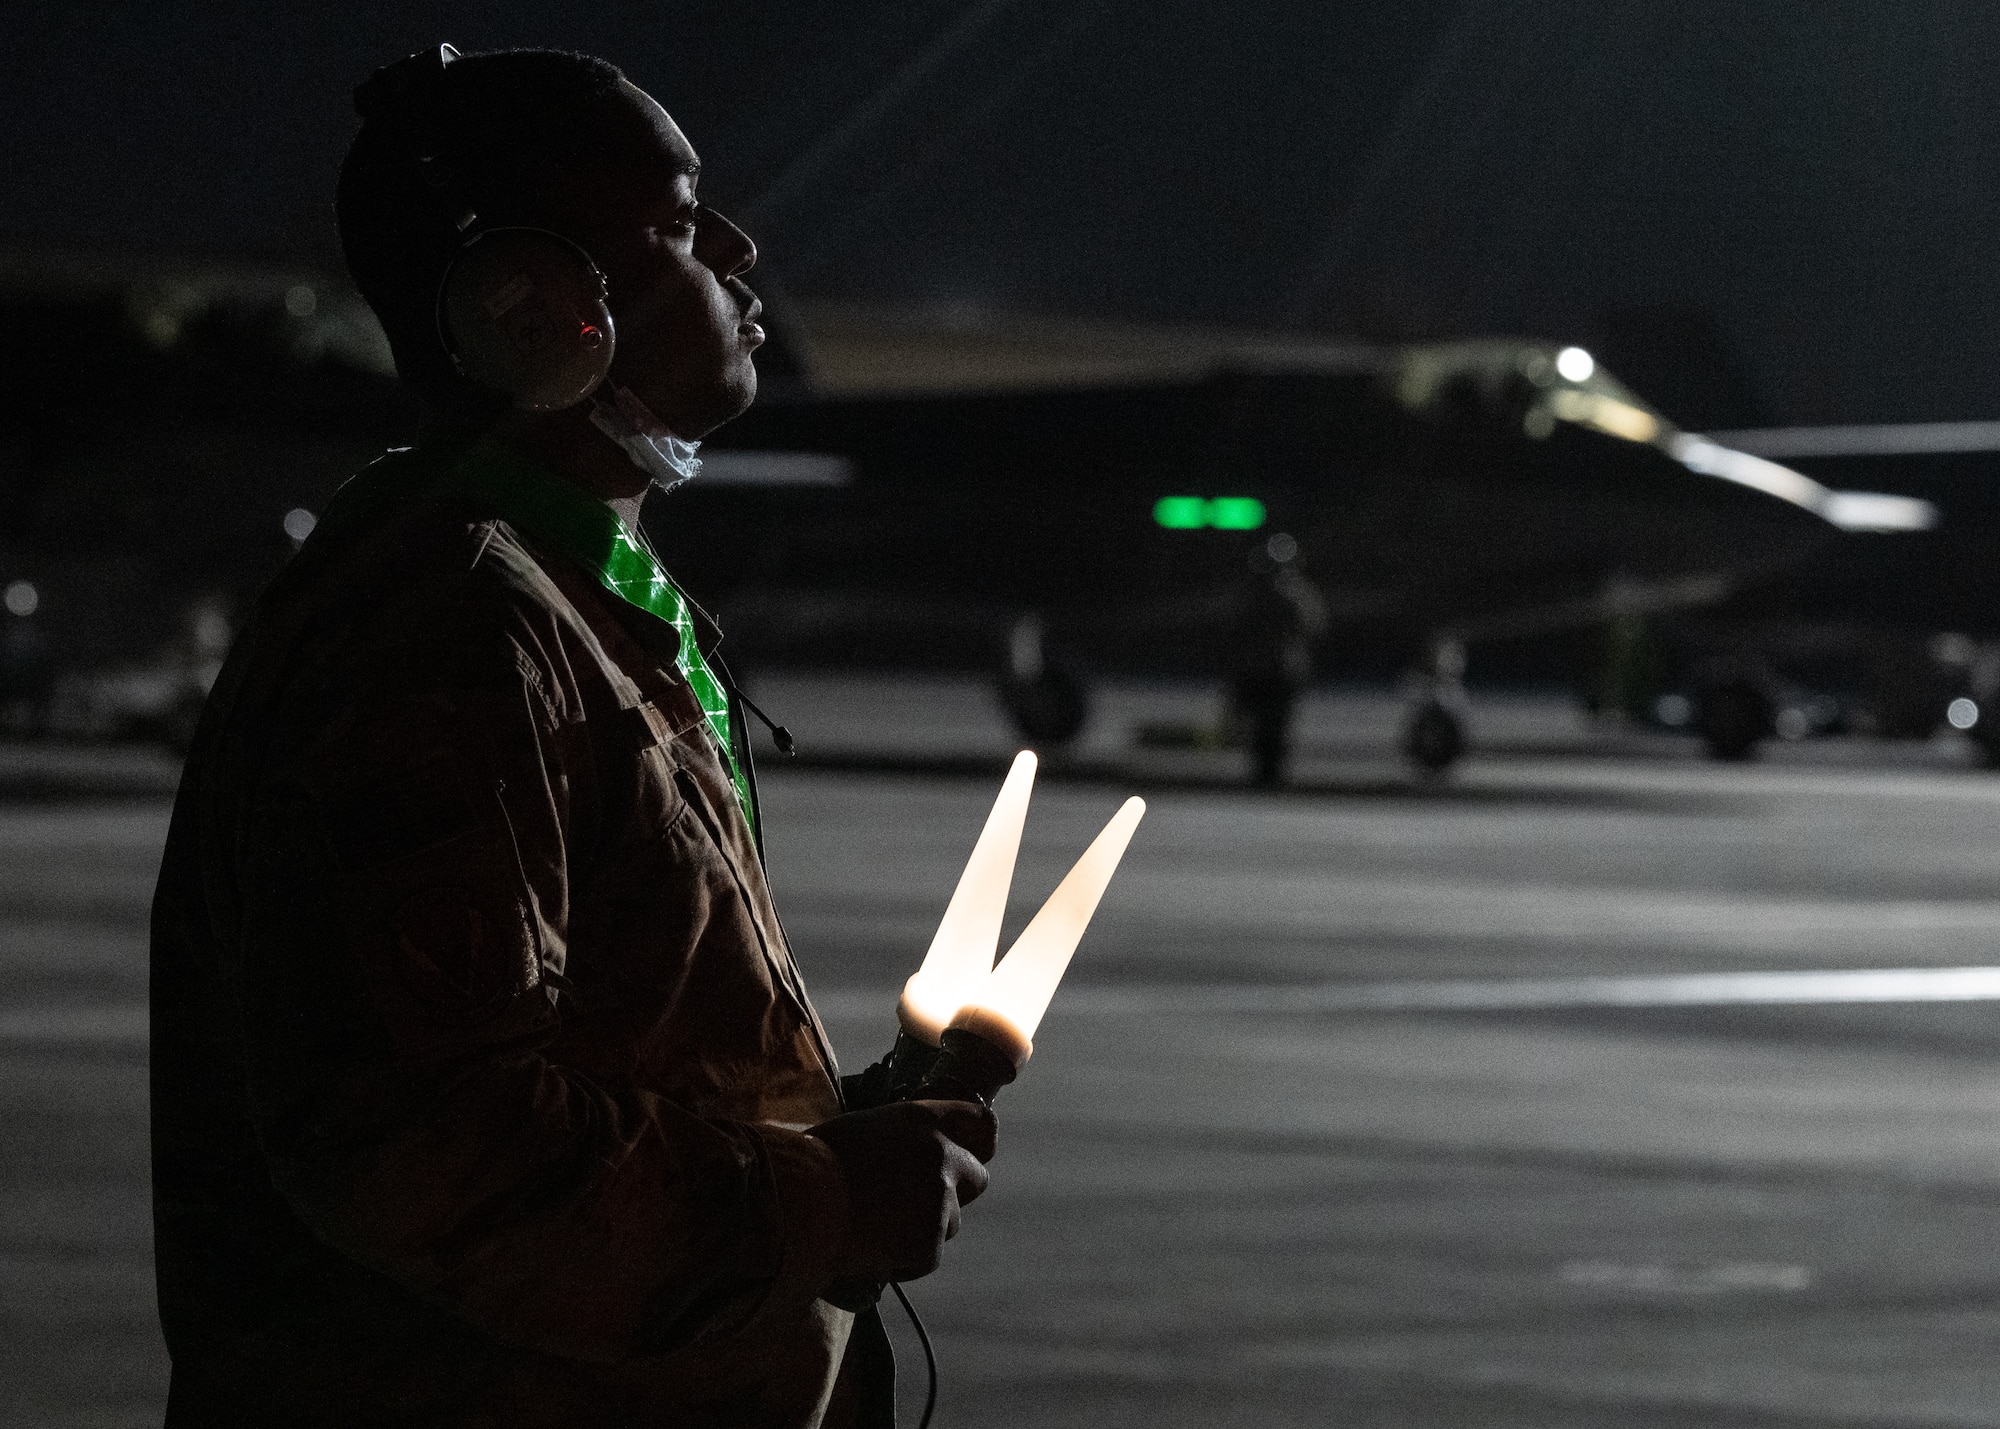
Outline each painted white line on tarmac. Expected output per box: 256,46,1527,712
1557,1260,1814,1294
814,966,2000,1021
25,967,2000,1046
1070,967,2000,1014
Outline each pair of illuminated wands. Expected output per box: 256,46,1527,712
888,752,1145,1102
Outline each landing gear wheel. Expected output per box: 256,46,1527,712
1401,699,1465,775
1695,681,1772,762
999,665,1089,747
1968,717,2000,770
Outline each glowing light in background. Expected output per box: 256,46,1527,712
1556,346,1595,382
1152,497,1268,530
1820,491,1938,533
1549,389,1660,444
282,508,317,543
899,750,1038,1043
1668,435,1937,532
3,581,38,617
1949,697,1981,731
1654,693,1693,727
1207,497,1266,529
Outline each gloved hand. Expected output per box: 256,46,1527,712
808,1099,997,1285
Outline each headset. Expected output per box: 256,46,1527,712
354,44,617,413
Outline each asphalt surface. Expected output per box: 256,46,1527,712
12,683,2000,1427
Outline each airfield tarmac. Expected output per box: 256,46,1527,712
12,681,2000,1428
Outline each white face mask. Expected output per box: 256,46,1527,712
586,383,703,492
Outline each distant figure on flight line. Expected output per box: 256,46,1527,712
1228,534,1328,785
149,46,994,1429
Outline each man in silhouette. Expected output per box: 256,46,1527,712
150,47,992,1428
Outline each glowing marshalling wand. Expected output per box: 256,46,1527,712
896,750,1039,1044
868,751,1147,1107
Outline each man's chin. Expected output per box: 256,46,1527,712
613,363,757,441
680,365,759,439
721,359,759,422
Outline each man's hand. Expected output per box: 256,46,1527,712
808,1099,996,1284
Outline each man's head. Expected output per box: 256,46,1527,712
337,48,763,439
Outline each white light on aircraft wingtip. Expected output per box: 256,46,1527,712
898,750,1038,1042
1669,436,1939,532
1670,434,1832,513
1820,491,1939,533
964,796,1148,1049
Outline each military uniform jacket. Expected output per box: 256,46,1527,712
149,444,866,1427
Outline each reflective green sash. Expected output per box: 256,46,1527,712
448,445,753,831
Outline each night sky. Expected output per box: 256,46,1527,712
9,1,2000,425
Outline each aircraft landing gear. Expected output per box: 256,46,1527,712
1401,699,1466,775
1001,666,1087,745
998,614,1089,747
1693,679,1773,762
1402,638,1469,776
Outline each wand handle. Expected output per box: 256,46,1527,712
913,1026,1024,1108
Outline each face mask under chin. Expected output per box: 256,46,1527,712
586,383,704,493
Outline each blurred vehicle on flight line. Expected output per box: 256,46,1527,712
680,336,1932,772
0,245,1937,772
1604,419,2000,764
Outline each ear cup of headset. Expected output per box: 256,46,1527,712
438,228,616,412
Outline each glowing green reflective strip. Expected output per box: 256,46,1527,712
446,447,753,832
1152,496,1268,530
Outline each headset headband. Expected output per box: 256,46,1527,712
354,44,478,234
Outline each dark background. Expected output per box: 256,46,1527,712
19,11,2000,1429
8,0,2000,427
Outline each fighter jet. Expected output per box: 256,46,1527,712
0,248,1933,775
670,331,1932,776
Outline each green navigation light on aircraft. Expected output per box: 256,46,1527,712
1153,496,1267,530
1208,497,1267,529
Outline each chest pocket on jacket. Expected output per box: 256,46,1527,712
618,697,704,833
570,696,746,997
621,698,701,752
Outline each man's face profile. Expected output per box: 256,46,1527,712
538,80,765,440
